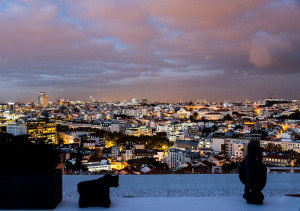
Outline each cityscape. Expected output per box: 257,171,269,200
0,0,299,209
1,92,299,175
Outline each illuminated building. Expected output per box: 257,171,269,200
8,102,15,111
26,119,57,143
260,139,300,153
204,112,224,120
57,99,65,106
0,103,8,111
111,145,120,160
263,153,291,167
125,126,152,136
38,92,48,107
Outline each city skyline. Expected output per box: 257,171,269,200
0,0,299,101
0,94,298,105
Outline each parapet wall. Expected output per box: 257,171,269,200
63,174,300,199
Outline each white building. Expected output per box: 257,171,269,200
156,125,166,132
204,112,224,120
224,139,250,162
85,160,111,172
260,139,300,153
157,112,163,119
83,140,96,149
167,148,184,168
211,138,225,153
111,123,127,133
111,145,120,160
38,92,48,107
198,139,213,154
165,122,197,142
6,123,27,136
125,149,134,161
278,132,292,140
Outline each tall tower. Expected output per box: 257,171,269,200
38,92,48,107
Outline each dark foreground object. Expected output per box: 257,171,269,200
0,169,62,209
77,174,119,208
239,141,267,205
284,194,300,197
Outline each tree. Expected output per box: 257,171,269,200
134,158,151,169
189,116,195,122
0,126,6,132
133,157,168,169
193,112,199,118
94,149,102,158
234,125,243,130
72,147,88,172
222,162,239,173
57,137,65,146
64,161,74,171
223,114,233,121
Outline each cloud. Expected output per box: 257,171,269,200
0,0,299,101
249,46,272,68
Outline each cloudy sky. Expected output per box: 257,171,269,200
0,0,299,102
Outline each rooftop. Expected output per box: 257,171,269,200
5,174,300,211
60,174,299,211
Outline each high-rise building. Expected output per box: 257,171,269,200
38,92,48,107
8,102,15,111
0,103,8,111
167,148,184,168
0,103,15,112
89,96,96,103
26,119,57,143
224,139,250,162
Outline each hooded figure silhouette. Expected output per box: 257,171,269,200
239,141,267,204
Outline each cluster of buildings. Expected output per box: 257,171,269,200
1,93,300,174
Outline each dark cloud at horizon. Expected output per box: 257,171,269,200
0,0,299,102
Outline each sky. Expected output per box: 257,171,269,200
0,0,299,102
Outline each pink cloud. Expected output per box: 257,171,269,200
140,0,271,29
0,0,299,101
249,46,271,68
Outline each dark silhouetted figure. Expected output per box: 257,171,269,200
77,174,119,208
239,141,267,205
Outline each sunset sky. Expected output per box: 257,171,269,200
0,0,299,102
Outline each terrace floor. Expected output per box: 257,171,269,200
3,174,300,210
56,197,299,211
61,173,300,211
